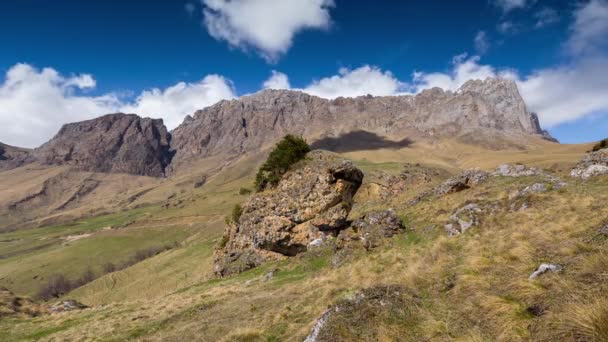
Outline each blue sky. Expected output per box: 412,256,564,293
1,0,607,147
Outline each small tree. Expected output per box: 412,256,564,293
592,138,608,152
254,135,311,191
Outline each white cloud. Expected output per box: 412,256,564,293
121,75,236,130
534,7,559,29
301,65,405,99
412,54,507,92
0,64,121,148
202,0,334,62
474,31,490,54
497,21,517,34
517,56,608,127
263,70,290,89
0,64,236,148
566,0,608,55
493,0,528,12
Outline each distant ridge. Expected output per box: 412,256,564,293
1,78,557,176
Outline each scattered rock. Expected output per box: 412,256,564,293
598,222,608,236
445,203,483,236
493,164,542,177
304,285,414,342
529,263,562,280
262,269,277,282
570,149,608,179
49,299,88,313
308,238,323,248
213,151,363,276
434,169,489,196
350,209,405,250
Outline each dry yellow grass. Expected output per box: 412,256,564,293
2,140,607,341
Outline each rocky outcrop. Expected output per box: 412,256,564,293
570,149,608,179
0,142,33,170
33,114,173,177
434,169,489,196
213,151,363,276
493,164,543,177
350,209,405,250
171,78,555,170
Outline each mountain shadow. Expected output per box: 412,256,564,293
311,131,413,153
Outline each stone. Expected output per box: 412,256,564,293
434,169,489,195
350,209,405,251
445,203,483,236
493,164,542,177
213,151,363,276
529,263,562,280
33,113,173,177
49,300,88,313
570,149,608,179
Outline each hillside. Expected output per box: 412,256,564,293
1,78,608,341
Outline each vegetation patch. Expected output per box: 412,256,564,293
254,135,310,191
592,138,608,152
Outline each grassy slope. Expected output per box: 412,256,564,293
2,142,608,341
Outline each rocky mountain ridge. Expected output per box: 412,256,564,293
1,78,556,176
170,78,555,170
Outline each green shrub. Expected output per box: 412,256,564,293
231,204,243,223
238,187,252,195
592,138,608,152
254,135,311,191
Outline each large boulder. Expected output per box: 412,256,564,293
570,149,608,179
33,113,173,177
213,151,364,276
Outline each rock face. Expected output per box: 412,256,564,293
171,78,555,170
570,148,608,179
33,114,173,177
213,151,364,276
0,142,33,170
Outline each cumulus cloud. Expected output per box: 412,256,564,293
493,0,528,12
121,75,236,129
0,64,235,148
566,0,608,55
263,70,290,89
474,31,490,54
0,64,121,148
301,66,405,99
202,0,334,62
412,54,511,92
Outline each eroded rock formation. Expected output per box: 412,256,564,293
213,151,363,276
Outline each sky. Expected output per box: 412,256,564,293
1,0,607,147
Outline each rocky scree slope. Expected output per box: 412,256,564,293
171,78,555,169
213,151,405,276
32,113,173,177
